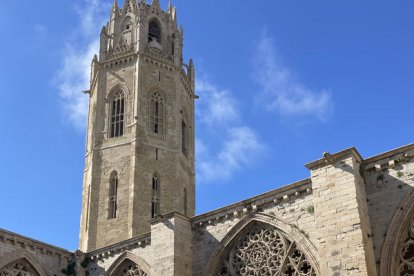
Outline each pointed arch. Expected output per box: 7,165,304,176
0,250,47,276
380,189,414,275
148,18,161,43
108,170,119,219
205,213,319,276
107,85,129,138
149,91,164,136
151,173,160,219
107,251,150,276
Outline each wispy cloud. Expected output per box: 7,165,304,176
195,76,265,184
197,127,264,183
54,0,110,130
253,32,333,121
196,78,239,125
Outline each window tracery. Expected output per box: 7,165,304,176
108,172,118,219
110,90,125,138
0,259,40,276
111,259,148,276
398,221,414,275
149,92,164,135
217,224,316,276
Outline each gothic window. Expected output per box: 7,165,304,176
111,259,148,276
110,90,125,138
122,17,132,32
108,172,118,219
217,223,317,276
0,259,40,276
398,221,414,275
148,20,160,43
181,120,188,156
184,188,188,216
149,92,164,135
151,174,160,219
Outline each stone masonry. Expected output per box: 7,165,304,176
1,1,414,275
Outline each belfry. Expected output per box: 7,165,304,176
79,0,196,252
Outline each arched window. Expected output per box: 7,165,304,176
108,172,118,219
110,90,125,138
184,188,188,216
151,174,160,219
148,20,160,43
181,120,188,156
150,92,164,135
0,259,40,276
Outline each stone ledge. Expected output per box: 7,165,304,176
305,147,363,170
87,232,150,261
191,178,312,228
364,143,414,166
0,228,72,260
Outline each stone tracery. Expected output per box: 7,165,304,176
398,221,414,275
112,259,148,276
0,258,40,276
218,224,316,276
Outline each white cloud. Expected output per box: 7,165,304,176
196,78,239,125
197,127,264,183
55,0,110,130
195,77,265,184
253,32,333,121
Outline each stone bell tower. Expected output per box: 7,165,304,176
79,0,195,252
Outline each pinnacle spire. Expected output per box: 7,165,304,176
151,0,160,9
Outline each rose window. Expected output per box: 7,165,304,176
218,224,316,276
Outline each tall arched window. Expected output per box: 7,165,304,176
148,20,160,43
108,172,118,219
151,174,160,219
150,92,164,135
110,90,125,138
181,120,188,156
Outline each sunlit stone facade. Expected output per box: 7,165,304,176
1,1,414,275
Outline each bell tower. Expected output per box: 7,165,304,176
79,0,195,252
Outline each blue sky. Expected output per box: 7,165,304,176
1,0,413,251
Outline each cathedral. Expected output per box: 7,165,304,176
1,0,414,275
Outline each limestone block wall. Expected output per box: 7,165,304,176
363,144,414,273
0,229,72,275
191,179,317,275
307,149,377,275
86,233,152,275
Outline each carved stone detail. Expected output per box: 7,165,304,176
112,259,148,276
0,259,40,276
218,225,316,276
398,221,414,275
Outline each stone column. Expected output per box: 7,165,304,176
150,212,192,276
306,148,377,275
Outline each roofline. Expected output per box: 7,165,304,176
305,147,363,170
364,142,414,164
191,178,311,222
0,228,73,256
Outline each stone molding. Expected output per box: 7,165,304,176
0,229,72,260
380,188,414,276
204,212,320,276
106,251,150,276
0,249,48,276
87,233,150,261
192,178,312,228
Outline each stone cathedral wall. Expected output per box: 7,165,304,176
0,229,72,275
